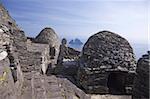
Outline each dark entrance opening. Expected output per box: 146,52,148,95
8,21,13,26
107,72,126,95
49,47,56,59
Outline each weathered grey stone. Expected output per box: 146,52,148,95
77,31,136,94
132,51,149,99
57,38,80,65
26,41,50,74
67,47,80,59
57,38,68,65
0,4,19,30
0,57,17,99
0,4,24,99
0,3,139,99
34,27,60,65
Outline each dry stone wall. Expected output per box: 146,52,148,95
34,27,60,65
0,57,17,99
27,41,50,74
132,51,149,99
0,4,17,28
77,31,136,94
1,3,148,99
0,9,24,99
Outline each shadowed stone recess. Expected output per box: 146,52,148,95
132,51,149,99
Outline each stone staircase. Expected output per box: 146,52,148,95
21,72,63,99
21,71,89,99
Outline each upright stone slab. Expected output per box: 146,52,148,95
57,38,68,65
77,31,136,94
132,51,149,99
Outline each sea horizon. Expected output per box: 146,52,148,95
67,38,148,60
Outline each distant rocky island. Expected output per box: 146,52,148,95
69,38,83,45
0,3,149,99
69,38,83,51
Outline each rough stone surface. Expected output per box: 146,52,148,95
0,4,24,99
57,38,70,66
132,51,149,99
67,47,80,59
34,27,60,64
77,31,136,94
21,71,89,99
4,44,24,98
1,3,90,99
0,3,142,99
0,3,18,29
27,41,50,74
0,57,17,99
11,30,28,69
57,38,80,65
90,95,131,99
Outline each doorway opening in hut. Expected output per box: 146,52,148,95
50,47,56,59
107,72,126,95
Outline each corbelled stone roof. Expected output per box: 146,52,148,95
35,27,60,46
81,31,136,71
77,31,136,94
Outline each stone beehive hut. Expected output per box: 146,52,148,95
0,4,91,99
77,31,136,94
34,27,60,65
132,51,149,99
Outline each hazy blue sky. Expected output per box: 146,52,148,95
1,0,149,55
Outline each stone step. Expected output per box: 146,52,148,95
49,97,65,99
90,95,131,99
47,91,64,98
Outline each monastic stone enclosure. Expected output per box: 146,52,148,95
0,3,149,99
132,51,149,99
77,31,136,94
